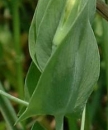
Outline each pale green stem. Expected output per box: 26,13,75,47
0,90,29,106
0,83,24,130
55,115,64,130
80,106,86,130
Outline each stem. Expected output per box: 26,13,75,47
80,106,86,130
96,0,108,21
67,116,78,130
55,115,64,130
11,0,24,98
102,18,108,130
0,83,24,130
0,90,29,106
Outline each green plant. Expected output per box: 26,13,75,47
0,0,108,130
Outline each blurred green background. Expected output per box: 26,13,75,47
0,0,107,130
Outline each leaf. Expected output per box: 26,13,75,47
18,0,100,123
36,0,52,33
29,0,55,70
31,122,45,130
52,0,80,47
78,0,96,22
17,1,100,130
88,0,96,22
31,0,67,71
18,62,41,116
28,8,40,70
24,62,41,101
29,0,96,71
73,24,99,115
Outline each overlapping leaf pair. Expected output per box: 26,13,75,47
18,0,100,129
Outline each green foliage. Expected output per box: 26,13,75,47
24,62,41,101
1,0,108,130
17,0,100,129
29,0,67,71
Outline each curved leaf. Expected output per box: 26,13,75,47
18,0,100,122
34,0,66,71
17,1,100,130
29,0,67,71
24,62,41,101
28,8,40,69
18,62,41,116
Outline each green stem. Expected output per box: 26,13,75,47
11,0,24,98
0,90,29,106
102,18,108,130
80,106,86,130
67,116,78,130
0,83,24,130
55,115,64,130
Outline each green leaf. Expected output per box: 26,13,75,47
30,0,67,71
18,0,100,123
24,62,41,101
18,62,41,116
28,8,40,70
29,0,96,72
31,122,45,130
35,0,96,71
17,1,100,130
78,0,96,22
88,0,96,22
53,0,80,47
36,0,52,33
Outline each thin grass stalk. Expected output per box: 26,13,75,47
0,83,24,130
11,0,24,98
88,84,102,123
80,106,86,130
102,17,108,130
105,0,108,128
